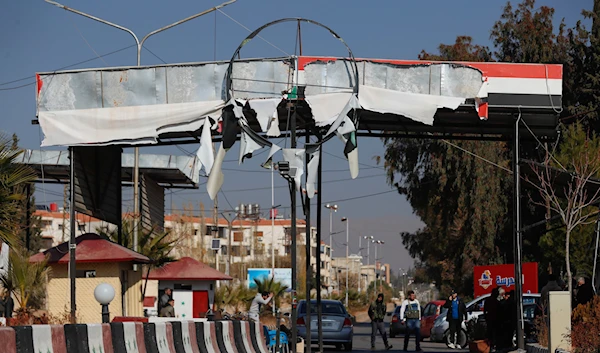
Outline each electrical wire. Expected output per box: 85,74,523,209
0,44,136,88
70,17,109,66
143,46,167,65
216,9,290,57
441,139,513,173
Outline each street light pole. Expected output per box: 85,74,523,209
341,217,349,307
45,0,237,322
364,235,373,297
325,204,338,298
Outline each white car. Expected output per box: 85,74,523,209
430,293,540,347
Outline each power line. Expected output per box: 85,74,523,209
0,44,136,89
143,46,167,65
70,17,109,66
216,9,290,57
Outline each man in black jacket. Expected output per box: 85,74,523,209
444,289,467,349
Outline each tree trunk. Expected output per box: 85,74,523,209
566,228,573,298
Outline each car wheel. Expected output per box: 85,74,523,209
444,329,467,347
344,343,353,351
335,343,343,351
390,330,395,338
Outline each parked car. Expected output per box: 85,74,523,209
296,300,354,351
420,300,446,339
388,305,406,338
430,293,540,347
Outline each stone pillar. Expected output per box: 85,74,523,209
548,291,571,352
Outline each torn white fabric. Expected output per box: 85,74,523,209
282,148,305,192
227,98,245,119
358,85,465,126
207,144,227,200
325,94,361,136
266,109,281,137
305,146,320,199
304,92,354,127
336,132,359,179
239,131,264,164
196,118,215,175
39,100,224,146
336,115,356,136
261,144,282,169
247,98,282,132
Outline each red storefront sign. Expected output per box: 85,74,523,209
473,262,538,297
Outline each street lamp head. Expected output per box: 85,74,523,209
94,283,115,305
364,235,373,239
341,217,348,222
325,204,338,211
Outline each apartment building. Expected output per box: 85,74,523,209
34,210,333,287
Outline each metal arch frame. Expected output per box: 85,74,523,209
222,18,361,353
223,17,360,101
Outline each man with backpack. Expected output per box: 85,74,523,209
400,290,422,352
369,293,393,350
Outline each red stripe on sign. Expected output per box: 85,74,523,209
135,322,148,353
36,74,43,96
209,323,219,352
0,327,17,353
102,324,115,353
478,102,489,120
227,322,239,353
165,323,177,353
187,322,200,353
297,56,563,80
50,325,67,353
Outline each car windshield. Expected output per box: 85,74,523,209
299,302,346,315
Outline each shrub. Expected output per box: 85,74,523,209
571,296,600,353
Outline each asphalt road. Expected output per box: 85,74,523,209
309,322,469,353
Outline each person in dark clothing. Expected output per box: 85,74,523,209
159,298,175,317
575,277,594,307
484,288,500,347
369,293,392,350
0,289,13,319
497,290,516,350
444,289,467,349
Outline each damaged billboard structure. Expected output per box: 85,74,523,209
34,18,561,351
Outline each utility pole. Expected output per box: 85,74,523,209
341,217,349,307
325,204,338,299
45,0,237,323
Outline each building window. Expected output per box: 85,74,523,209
58,224,63,230
76,270,96,278
233,232,243,242
253,231,263,237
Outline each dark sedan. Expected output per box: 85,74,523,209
296,300,354,351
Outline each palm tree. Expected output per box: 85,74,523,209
96,216,177,299
0,248,50,309
215,284,254,312
0,133,36,247
253,277,288,308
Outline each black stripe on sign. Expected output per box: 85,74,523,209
214,321,229,353
64,324,90,353
232,321,248,353
143,323,159,353
109,323,127,353
487,93,562,108
12,326,34,353
170,321,186,353
194,323,210,353
247,322,263,353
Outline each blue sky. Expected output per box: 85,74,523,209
0,0,588,273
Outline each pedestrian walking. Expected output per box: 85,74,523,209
484,288,500,348
159,298,175,317
400,290,421,352
497,290,515,350
249,291,272,323
368,293,392,350
444,289,467,349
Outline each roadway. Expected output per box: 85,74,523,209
311,322,468,353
